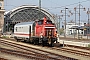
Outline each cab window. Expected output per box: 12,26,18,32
38,20,43,25
47,20,52,24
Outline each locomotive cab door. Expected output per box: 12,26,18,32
45,28,54,37
45,28,54,46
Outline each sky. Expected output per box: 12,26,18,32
4,0,90,24
4,0,90,12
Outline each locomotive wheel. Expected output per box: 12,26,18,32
48,42,54,47
33,40,37,45
34,38,39,45
17,39,19,42
51,43,54,47
24,40,27,42
14,37,19,42
17,39,22,42
30,38,33,44
42,39,45,47
54,42,60,47
34,41,36,45
34,41,38,45
15,37,19,42
48,40,51,44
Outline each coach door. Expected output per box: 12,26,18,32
29,26,31,37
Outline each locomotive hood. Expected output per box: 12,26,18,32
44,26,55,28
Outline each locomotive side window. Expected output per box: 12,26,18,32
47,20,52,24
38,20,43,25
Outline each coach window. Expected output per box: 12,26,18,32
16,27,17,32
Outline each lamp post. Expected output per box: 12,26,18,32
39,0,41,20
87,8,90,39
87,8,90,26
61,7,69,38
73,8,79,25
74,3,86,26
74,3,86,39
58,15,62,35
69,9,79,38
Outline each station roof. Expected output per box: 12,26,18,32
4,5,55,23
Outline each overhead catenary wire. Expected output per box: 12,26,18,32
45,0,90,9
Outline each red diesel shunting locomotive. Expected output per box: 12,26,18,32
14,17,57,46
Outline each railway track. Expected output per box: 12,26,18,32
0,58,7,60
2,37,90,50
60,37,90,50
64,44,90,50
0,48,52,60
0,38,77,60
51,47,90,57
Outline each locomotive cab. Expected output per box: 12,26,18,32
35,17,57,46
